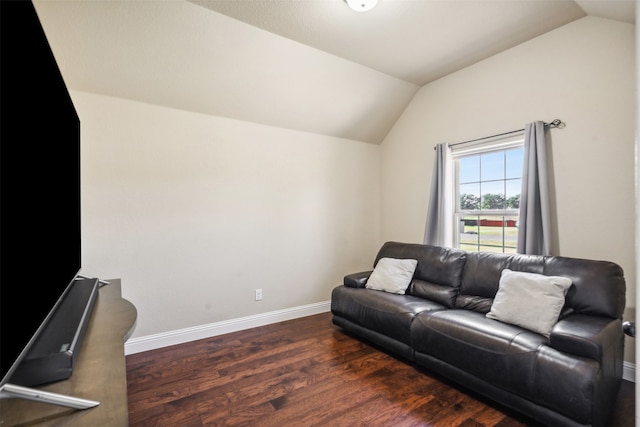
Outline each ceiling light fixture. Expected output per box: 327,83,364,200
345,0,378,12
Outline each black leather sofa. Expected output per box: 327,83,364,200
331,241,626,427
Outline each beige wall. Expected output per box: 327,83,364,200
74,91,381,339
70,15,636,366
380,16,636,363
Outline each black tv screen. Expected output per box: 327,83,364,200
0,0,82,385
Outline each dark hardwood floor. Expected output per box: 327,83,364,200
126,312,635,426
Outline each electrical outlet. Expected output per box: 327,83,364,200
255,289,263,301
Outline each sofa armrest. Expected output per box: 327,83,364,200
623,321,635,337
344,271,372,288
549,314,623,362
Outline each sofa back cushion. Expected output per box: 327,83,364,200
374,242,466,308
544,256,625,319
457,252,545,313
458,251,626,319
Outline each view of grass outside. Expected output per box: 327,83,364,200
458,215,518,253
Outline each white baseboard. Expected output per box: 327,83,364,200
623,361,636,382
125,304,637,384
125,301,332,355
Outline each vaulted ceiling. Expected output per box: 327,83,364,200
33,0,635,144
190,0,635,86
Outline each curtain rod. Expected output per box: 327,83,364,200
439,119,565,150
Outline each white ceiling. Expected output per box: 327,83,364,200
190,0,635,86
33,0,635,144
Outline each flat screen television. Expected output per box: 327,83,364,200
0,0,99,409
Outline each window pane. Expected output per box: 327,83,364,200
481,151,504,181
505,179,521,209
459,183,480,210
485,215,517,250
458,216,479,250
478,217,504,249
504,218,518,250
459,156,480,183
457,215,518,253
479,245,504,253
506,148,524,179
481,181,505,209
461,216,480,235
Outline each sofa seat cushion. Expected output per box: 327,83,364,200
412,310,547,398
331,285,446,345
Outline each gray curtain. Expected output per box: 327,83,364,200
424,143,447,246
517,121,551,255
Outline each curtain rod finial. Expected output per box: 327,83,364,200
548,119,565,129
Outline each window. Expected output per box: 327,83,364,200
452,137,523,253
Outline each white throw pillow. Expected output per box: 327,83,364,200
486,269,572,337
365,257,418,295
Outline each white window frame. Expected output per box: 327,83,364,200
450,134,524,253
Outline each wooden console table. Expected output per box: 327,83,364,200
0,279,137,426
